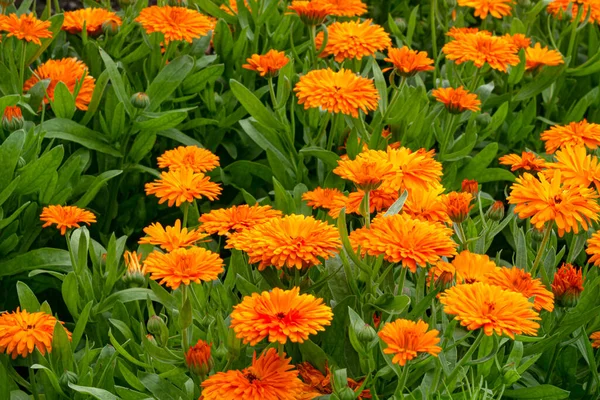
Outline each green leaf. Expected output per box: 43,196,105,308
0,201,31,230
128,132,156,164
299,147,340,168
157,128,203,147
99,48,135,116
503,385,570,399
75,170,123,208
42,119,122,157
230,79,285,131
62,272,80,318
146,55,195,111
0,130,25,193
17,281,40,312
182,64,224,94
513,65,567,102
72,301,93,349
51,82,76,119
53,320,74,372
68,384,119,400
134,109,190,132
0,248,72,277
94,288,161,314
0,94,19,117
138,372,186,400
15,145,63,196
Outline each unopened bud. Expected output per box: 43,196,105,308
59,371,78,390
461,179,478,195
356,323,377,343
147,315,169,347
131,92,150,109
487,201,505,222
531,226,546,242
102,20,120,35
185,339,213,378
2,106,24,133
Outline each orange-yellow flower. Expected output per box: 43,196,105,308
230,287,333,345
349,214,458,272
443,31,520,72
294,68,379,118
135,6,215,44
507,170,600,236
143,247,224,290
544,145,600,192
448,250,499,284
547,0,600,23
0,308,71,359
484,267,554,312
461,179,479,195
341,187,400,216
0,13,52,45
525,43,564,70
297,362,371,399
302,187,346,210
144,167,222,207
243,49,290,78
23,58,96,111
432,86,481,113
503,33,531,50
442,191,473,223
2,105,24,131
378,319,441,366
322,0,367,16
63,8,122,35
201,348,305,400
185,339,212,377
591,332,600,348
139,220,207,251
288,0,332,25
446,27,490,39
226,214,340,270
122,250,145,287
157,145,219,173
315,19,391,62
199,204,282,236
40,205,96,235
384,47,435,76
541,120,600,154
402,186,451,224
552,263,584,307
499,151,546,172
457,0,514,19
586,231,600,266
440,282,540,338
333,153,394,190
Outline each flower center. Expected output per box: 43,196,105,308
245,373,259,383
276,312,286,320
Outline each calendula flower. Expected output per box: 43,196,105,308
139,220,207,251
230,287,333,345
552,263,584,307
440,282,540,338
297,362,371,399
63,8,122,35
185,339,212,377
544,145,600,192
288,0,332,25
541,120,600,154
499,151,546,172
302,187,346,211
547,0,600,23
507,170,600,236
322,0,367,16
123,251,145,287
2,105,24,132
342,187,400,215
243,50,290,78
0,13,52,45
586,231,600,266
144,168,222,207
457,0,514,19
442,250,500,284
442,191,474,223
40,205,96,235
503,33,531,50
402,185,451,224
226,214,341,270
201,348,305,400
157,146,220,173
135,6,215,44
384,47,435,76
315,19,391,62
485,267,554,312
142,247,224,290
349,214,458,272
461,179,479,195
199,204,282,236
525,43,564,70
371,147,443,193
428,261,456,290
590,332,600,348
446,27,490,39
23,58,96,110
378,319,442,366
294,68,379,118
443,31,520,72
432,86,481,113
333,153,394,191
0,308,71,359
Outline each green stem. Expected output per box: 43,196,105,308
360,190,371,228
430,0,438,84
455,222,467,249
182,202,190,228
278,342,285,358
445,330,484,386
267,77,277,108
440,113,455,156
181,285,189,351
566,6,584,66
396,266,407,296
395,363,410,396
29,355,40,400
530,223,553,277
309,25,317,69
19,40,26,96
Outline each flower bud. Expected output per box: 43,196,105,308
552,263,584,308
476,112,492,127
131,92,150,109
102,19,120,35
394,18,407,32
461,179,478,196
487,201,505,222
531,226,546,242
213,343,229,361
147,315,169,347
59,371,78,390
2,106,24,133
17,157,26,169
123,251,145,288
185,339,213,379
145,334,158,346
356,323,377,343
442,191,473,223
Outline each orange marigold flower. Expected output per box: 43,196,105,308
432,86,481,113
503,33,531,50
443,31,520,72
135,6,215,44
402,186,451,224
445,250,499,284
302,187,346,210
139,219,207,251
440,282,540,338
201,348,305,400
507,170,600,236
142,247,224,290
344,187,399,215
322,0,367,16
591,332,600,348
294,68,379,118
144,168,222,207
587,231,600,266
547,0,600,23
349,213,458,272
485,267,554,312
446,27,491,39
552,263,584,307
499,151,546,172
544,145,600,192
442,191,474,223
297,362,371,399
378,319,441,366
157,146,220,173
40,205,96,235
230,287,333,345
428,261,456,290
243,49,290,78
2,105,24,131
372,146,443,192
288,0,332,25
2,105,22,122
226,214,341,270
541,120,600,154
185,339,212,377
315,19,391,62
0,308,71,359
0,13,52,45
199,204,282,236
384,47,435,76
525,43,564,70
461,179,479,195
63,8,122,35
457,0,514,19
333,152,394,191
23,58,96,111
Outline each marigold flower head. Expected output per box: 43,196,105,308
226,214,340,270
340,187,399,216
135,6,215,44
40,205,96,235
446,27,491,39
349,213,458,272
294,68,379,118
547,0,600,23
499,151,546,172
199,204,282,236
402,185,451,224
0,13,52,45
586,231,600,266
23,58,96,111
552,263,584,307
321,0,367,16
378,319,441,366
143,247,223,290
503,33,531,50
432,86,481,113
243,49,290,78
2,105,24,132
442,191,474,223
63,8,122,35
315,19,391,62
144,167,221,207
446,250,500,284
139,220,207,251
297,362,371,399
485,267,554,312
157,146,219,173
302,187,346,211
457,0,514,19
507,170,600,236
2,105,22,122
591,332,600,348
541,120,600,154
0,308,71,359
230,287,333,345
461,179,479,195
525,43,564,71
201,348,305,400
440,282,540,338
544,145,600,193
185,339,212,377
443,31,520,72
333,152,394,190
123,250,145,287
288,0,332,25
384,47,435,77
